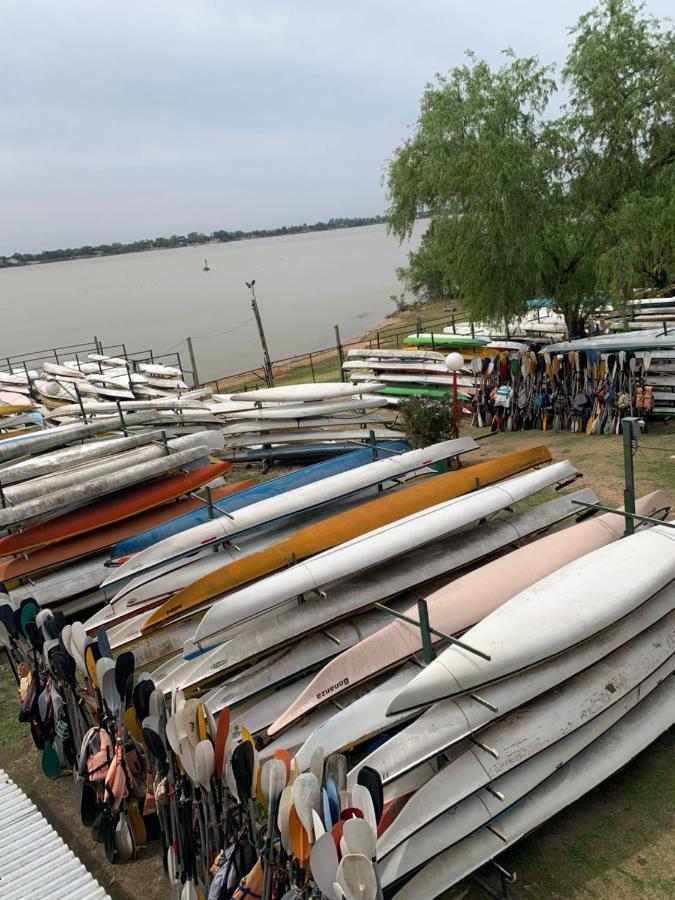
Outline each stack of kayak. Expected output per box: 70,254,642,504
206,382,406,462
343,348,476,402
0,424,245,615
5,429,673,899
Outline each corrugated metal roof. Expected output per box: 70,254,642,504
0,768,111,900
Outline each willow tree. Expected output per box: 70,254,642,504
387,0,674,335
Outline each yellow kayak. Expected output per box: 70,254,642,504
141,445,552,634
0,404,35,415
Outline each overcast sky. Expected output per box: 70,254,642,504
1,0,671,254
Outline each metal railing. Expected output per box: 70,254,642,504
205,310,462,393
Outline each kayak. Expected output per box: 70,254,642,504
191,461,579,657
111,490,595,685
351,580,675,789
390,675,675,899
388,521,675,714
0,460,232,556
111,442,410,560
103,439,477,590
140,446,552,634
0,431,224,509
219,397,388,420
228,382,383,403
403,334,488,348
270,490,667,734
0,481,253,582
0,431,167,486
377,614,675,866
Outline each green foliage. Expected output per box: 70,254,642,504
387,0,675,335
399,396,459,448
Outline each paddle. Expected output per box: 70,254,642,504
310,830,340,899
231,739,258,847
356,767,383,825
292,772,321,843
309,746,325,785
214,706,230,780
326,777,340,825
41,740,61,779
261,758,287,900
342,818,383,899
337,853,378,900
277,784,294,855
115,652,135,708
273,747,292,783
97,624,112,659
325,753,347,795
288,806,310,883
195,739,219,855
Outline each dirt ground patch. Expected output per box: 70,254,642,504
0,426,673,898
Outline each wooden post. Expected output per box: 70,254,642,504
186,336,200,387
416,315,422,336
334,324,345,382
308,352,316,382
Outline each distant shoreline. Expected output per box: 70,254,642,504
0,215,389,269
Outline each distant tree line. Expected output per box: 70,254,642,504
0,215,387,268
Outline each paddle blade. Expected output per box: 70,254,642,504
356,766,383,824
288,806,310,866
292,772,321,843
337,853,377,900
214,707,230,780
310,831,339,899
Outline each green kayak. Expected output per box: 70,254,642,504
377,385,471,401
404,333,489,349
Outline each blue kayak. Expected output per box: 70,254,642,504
112,440,410,559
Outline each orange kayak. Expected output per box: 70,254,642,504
141,445,552,634
0,478,255,581
0,461,234,559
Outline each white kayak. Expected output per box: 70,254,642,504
381,651,674,890
390,674,675,900
220,397,387,421
222,428,404,448
44,398,208,419
0,432,222,507
0,433,224,527
0,411,161,463
191,461,579,655
294,663,421,772
229,382,384,403
377,613,675,863
388,522,675,714
347,349,446,362
0,432,163,485
141,490,593,690
269,491,666,735
101,438,477,589
353,581,675,787
220,416,391,435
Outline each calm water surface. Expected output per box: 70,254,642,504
0,223,423,381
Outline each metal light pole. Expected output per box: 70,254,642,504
445,352,464,436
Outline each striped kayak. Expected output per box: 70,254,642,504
141,446,552,634
111,442,410,560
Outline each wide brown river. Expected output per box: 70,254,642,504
1,223,423,382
